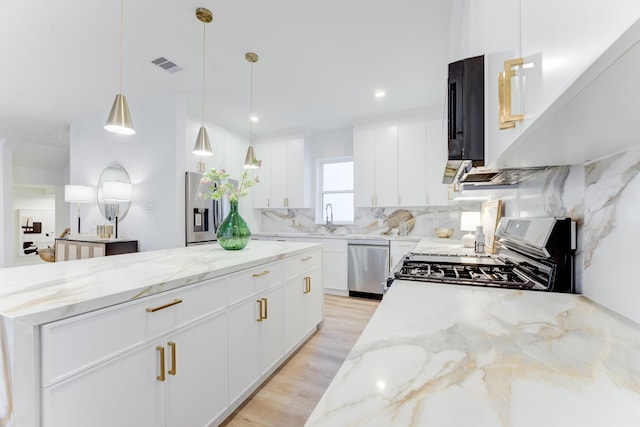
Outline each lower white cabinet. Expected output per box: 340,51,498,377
283,266,323,353
42,341,162,427
227,285,284,406
164,313,228,427
287,237,348,295
38,247,323,427
390,240,419,271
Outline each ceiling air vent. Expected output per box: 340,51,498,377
151,57,183,74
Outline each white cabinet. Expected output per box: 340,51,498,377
483,0,640,167
41,277,228,427
42,341,161,427
483,0,521,166
227,286,286,405
286,236,348,295
253,137,308,208
355,119,448,208
390,240,419,271
353,123,398,207
397,122,426,207
14,244,323,427
226,249,322,408
164,313,228,427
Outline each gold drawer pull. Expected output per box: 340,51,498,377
156,346,165,382
263,297,268,319
301,256,312,261
257,299,264,322
168,341,177,376
146,299,183,313
252,270,271,278
304,276,311,294
499,57,525,129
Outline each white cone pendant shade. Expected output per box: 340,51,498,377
243,145,262,169
193,126,213,156
105,94,135,135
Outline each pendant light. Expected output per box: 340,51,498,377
105,0,135,135
193,8,213,172
244,52,262,169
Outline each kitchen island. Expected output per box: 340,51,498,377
305,280,640,426
0,240,323,426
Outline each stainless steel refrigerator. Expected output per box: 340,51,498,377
185,171,233,246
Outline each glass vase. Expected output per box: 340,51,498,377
217,200,251,250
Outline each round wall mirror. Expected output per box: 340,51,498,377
97,164,132,221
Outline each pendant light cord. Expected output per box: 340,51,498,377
249,61,253,145
201,22,206,127
119,0,124,94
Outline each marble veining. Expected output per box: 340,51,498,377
306,281,640,427
0,241,319,325
584,148,640,268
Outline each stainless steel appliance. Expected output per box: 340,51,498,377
185,171,232,246
392,217,576,293
348,239,390,300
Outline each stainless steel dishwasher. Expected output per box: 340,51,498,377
347,239,389,300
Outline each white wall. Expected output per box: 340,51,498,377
0,140,11,267
70,94,186,251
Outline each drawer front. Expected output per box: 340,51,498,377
282,249,322,281
227,261,283,306
41,279,225,386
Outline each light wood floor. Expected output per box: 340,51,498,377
220,294,380,427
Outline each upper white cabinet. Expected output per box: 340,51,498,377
253,137,308,209
354,118,448,208
354,124,398,207
481,0,640,167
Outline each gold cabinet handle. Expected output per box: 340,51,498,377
146,299,183,313
168,341,177,376
301,256,312,261
156,346,165,382
499,57,525,129
262,297,268,319
304,276,311,294
257,299,264,322
284,198,289,207
252,270,271,278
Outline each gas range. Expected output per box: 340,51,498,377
393,217,576,293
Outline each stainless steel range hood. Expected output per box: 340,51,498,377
443,161,549,189
458,166,549,188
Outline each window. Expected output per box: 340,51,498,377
317,158,354,224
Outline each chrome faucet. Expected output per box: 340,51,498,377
325,203,334,227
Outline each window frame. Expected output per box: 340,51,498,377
315,156,354,225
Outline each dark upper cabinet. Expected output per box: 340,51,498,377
447,55,484,163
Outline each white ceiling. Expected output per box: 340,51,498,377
0,0,453,170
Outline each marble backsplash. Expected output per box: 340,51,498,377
582,145,640,324
260,203,481,239
259,165,585,239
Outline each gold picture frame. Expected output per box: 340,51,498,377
481,200,504,254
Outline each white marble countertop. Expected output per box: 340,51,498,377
306,281,640,427
252,231,422,242
0,241,320,325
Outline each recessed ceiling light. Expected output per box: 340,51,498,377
375,90,386,98
250,114,259,122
